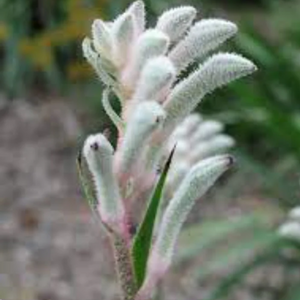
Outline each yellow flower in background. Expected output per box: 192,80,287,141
0,23,8,41
67,62,93,81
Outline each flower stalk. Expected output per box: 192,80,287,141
78,2,257,300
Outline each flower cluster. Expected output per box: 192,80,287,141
165,113,235,196
81,1,256,299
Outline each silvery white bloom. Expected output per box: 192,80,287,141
163,53,256,130
115,102,166,181
81,2,256,298
122,29,170,92
169,19,238,72
156,6,197,43
278,222,300,241
133,56,176,104
83,134,125,234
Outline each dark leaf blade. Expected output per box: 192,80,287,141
131,146,176,289
76,151,98,211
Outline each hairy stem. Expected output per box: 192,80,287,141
112,234,137,300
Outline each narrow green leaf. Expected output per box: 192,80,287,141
131,146,176,289
76,151,98,211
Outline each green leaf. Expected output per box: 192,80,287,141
131,146,176,289
76,151,98,212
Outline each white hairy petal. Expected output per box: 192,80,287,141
83,134,125,232
163,53,257,129
190,134,235,162
156,6,197,42
122,29,170,90
147,155,233,276
167,114,202,147
127,0,145,35
169,19,238,72
82,38,116,86
115,102,166,176
82,37,98,66
289,207,300,222
278,222,300,241
92,19,112,57
112,13,135,67
134,56,176,103
166,161,189,192
190,120,224,143
181,113,203,133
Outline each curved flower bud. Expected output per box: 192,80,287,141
127,0,145,35
82,37,98,67
190,134,235,162
138,155,233,298
163,53,257,130
83,134,125,234
112,13,135,68
115,102,166,178
278,222,300,241
180,113,202,133
92,19,113,58
169,19,238,72
122,29,170,90
133,56,176,103
82,38,117,91
156,6,196,43
190,120,224,143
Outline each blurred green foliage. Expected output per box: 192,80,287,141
0,0,107,97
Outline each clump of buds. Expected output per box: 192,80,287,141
165,113,235,196
80,2,256,300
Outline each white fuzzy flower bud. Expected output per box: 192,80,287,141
278,222,300,241
181,113,203,133
166,161,189,192
156,6,197,43
122,29,170,90
190,120,224,143
115,102,166,177
289,207,300,222
163,53,257,129
169,19,238,72
112,13,135,68
127,0,145,35
83,134,125,233
92,19,112,58
139,155,233,298
82,38,118,88
153,154,233,260
190,134,235,162
133,56,176,103
82,37,98,67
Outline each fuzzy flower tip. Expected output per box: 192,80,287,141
83,134,125,234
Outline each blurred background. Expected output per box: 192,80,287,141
1,0,300,299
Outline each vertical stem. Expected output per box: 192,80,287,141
112,234,137,300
